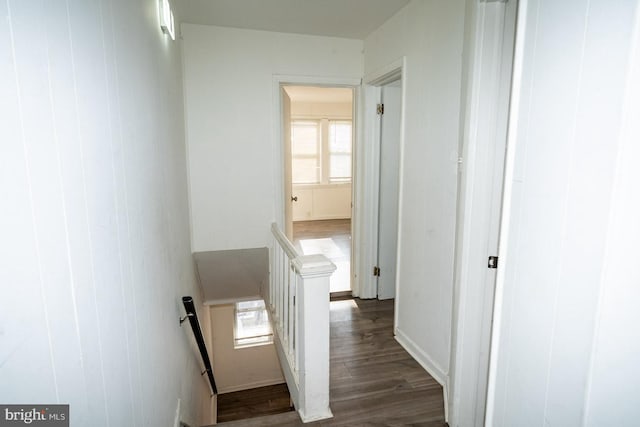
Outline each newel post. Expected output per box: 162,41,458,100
292,254,336,422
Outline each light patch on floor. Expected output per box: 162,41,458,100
329,299,358,311
299,238,343,258
299,238,350,292
331,260,350,293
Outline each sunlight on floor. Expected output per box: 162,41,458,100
329,298,358,311
299,237,350,293
299,238,343,258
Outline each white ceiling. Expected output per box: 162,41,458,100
177,0,410,40
284,86,353,103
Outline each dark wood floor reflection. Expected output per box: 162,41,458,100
216,298,446,426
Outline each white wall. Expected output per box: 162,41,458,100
363,0,466,384
0,1,206,426
290,101,352,119
182,24,363,252
292,184,352,221
487,0,640,425
209,305,284,393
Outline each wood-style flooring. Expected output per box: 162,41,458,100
293,219,351,241
215,298,446,426
216,383,294,423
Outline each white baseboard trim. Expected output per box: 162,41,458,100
395,327,450,421
298,408,333,423
217,378,285,394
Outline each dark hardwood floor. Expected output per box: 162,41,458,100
216,383,294,423
215,298,446,426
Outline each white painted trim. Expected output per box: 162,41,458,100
355,84,381,298
393,60,407,328
448,0,518,426
395,327,448,387
364,57,404,85
356,57,406,300
351,85,362,296
395,329,452,422
298,408,334,424
394,327,449,422
484,0,529,425
273,328,300,403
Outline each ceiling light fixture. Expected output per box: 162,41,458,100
160,0,175,40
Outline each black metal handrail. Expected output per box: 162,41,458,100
181,296,218,395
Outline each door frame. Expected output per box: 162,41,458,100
358,58,406,305
272,75,361,278
448,0,519,425
375,81,402,301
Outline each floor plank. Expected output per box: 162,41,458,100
216,384,294,423
215,298,446,426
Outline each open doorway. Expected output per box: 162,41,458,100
282,85,355,296
375,78,402,300
357,62,404,302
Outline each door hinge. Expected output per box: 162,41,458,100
376,103,384,115
488,256,499,269
373,266,381,276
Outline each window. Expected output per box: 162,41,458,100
328,120,352,182
291,121,321,184
233,300,273,348
291,119,352,185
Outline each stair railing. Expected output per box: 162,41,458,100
268,222,336,423
181,296,218,396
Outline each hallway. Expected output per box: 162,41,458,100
217,298,445,426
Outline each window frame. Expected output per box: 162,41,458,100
327,119,353,183
233,299,274,349
291,120,322,185
291,117,353,185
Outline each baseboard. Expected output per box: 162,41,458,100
217,378,285,394
395,327,449,421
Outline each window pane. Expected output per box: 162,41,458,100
292,158,319,184
329,121,352,154
292,121,320,184
292,121,319,155
234,299,273,349
330,154,351,181
329,121,352,181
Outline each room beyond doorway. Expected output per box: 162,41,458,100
293,219,352,294
282,84,355,295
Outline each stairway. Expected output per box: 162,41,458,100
210,410,302,426
215,383,296,424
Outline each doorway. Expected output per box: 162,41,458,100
281,85,355,295
356,61,405,301
376,79,402,300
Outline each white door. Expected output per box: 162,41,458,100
486,0,640,425
376,82,402,300
282,88,294,240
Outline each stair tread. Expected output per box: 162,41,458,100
206,409,302,426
